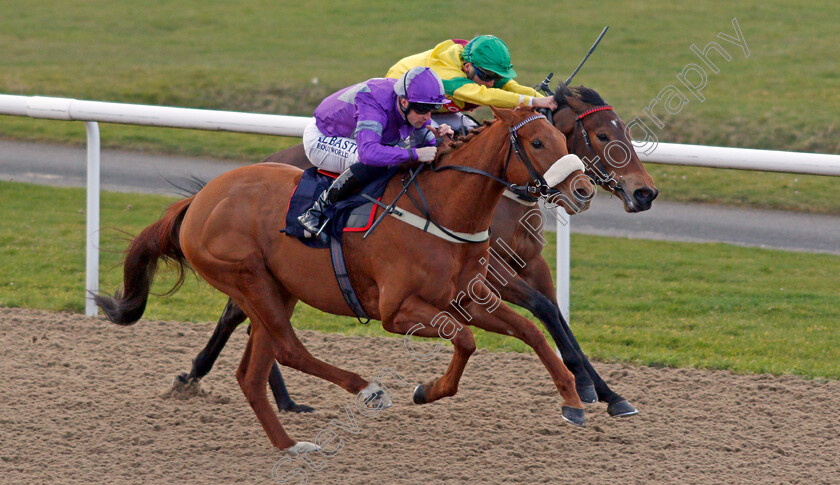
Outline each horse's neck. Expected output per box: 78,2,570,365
411,123,510,234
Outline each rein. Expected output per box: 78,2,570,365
431,114,554,199
367,114,555,243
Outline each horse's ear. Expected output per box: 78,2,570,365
565,94,586,113
490,106,516,124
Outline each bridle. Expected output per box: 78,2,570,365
430,113,557,198
398,113,564,243
569,105,623,192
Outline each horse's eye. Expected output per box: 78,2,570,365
531,139,543,149
596,133,609,142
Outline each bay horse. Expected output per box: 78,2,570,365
96,107,596,453
177,85,657,417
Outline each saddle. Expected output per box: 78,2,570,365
283,167,398,249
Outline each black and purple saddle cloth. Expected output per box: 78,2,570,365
283,167,399,249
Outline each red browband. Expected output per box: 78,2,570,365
576,105,613,120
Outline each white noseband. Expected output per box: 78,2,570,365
543,154,585,187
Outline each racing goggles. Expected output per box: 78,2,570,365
407,102,442,115
473,67,502,83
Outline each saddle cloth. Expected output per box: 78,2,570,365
283,167,399,249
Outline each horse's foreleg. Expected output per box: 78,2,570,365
464,298,584,426
497,267,595,402
382,296,476,404
519,257,638,417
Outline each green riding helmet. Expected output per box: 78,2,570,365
462,35,517,79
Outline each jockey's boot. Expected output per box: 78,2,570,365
297,167,365,240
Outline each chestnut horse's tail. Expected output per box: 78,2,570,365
95,196,195,325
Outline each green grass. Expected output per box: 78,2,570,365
2,181,839,379
1,1,839,213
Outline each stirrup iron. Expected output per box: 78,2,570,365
314,217,330,237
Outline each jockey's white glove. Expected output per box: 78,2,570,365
433,124,455,139
532,96,558,110
416,146,437,163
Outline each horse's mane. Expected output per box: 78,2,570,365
436,119,496,157
554,85,608,110
436,105,551,161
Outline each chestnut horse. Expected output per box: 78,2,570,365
96,107,596,453
177,85,657,417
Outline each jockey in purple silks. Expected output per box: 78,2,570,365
298,67,454,239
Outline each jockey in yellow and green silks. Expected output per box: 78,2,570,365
386,35,558,133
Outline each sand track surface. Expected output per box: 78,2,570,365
2,307,838,484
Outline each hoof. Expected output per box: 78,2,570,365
412,384,427,405
284,441,320,455
166,375,204,399
577,384,597,404
359,382,392,410
561,406,585,427
173,373,194,386
282,402,316,414
171,373,199,391
608,399,639,417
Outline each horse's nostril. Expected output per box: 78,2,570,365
575,187,593,200
634,187,658,204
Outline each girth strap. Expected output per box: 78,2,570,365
385,206,491,243
329,237,370,324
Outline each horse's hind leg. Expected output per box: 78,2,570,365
236,320,315,453
232,267,376,403
196,262,368,450
268,361,315,413
465,299,585,426
177,296,315,413
248,323,315,413
382,296,476,404
242,322,314,413
176,298,246,385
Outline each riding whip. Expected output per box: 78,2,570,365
564,26,609,87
